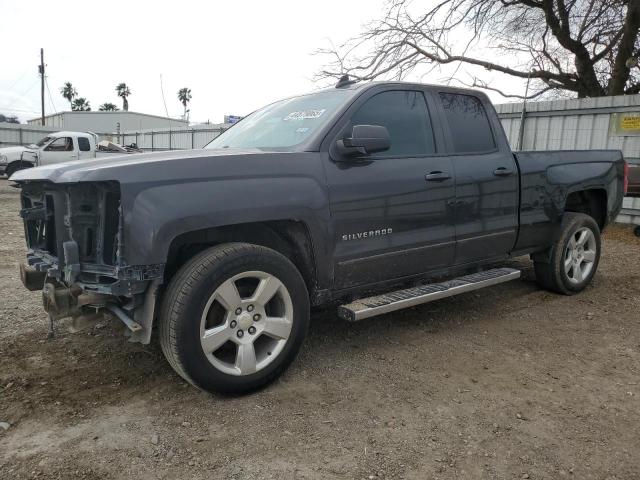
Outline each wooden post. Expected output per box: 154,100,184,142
39,48,45,126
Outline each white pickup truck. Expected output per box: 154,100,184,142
0,131,138,178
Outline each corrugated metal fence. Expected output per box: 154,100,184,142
116,124,228,151
0,124,119,147
0,123,228,151
495,94,640,225
1,124,70,146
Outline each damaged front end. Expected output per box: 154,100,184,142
18,181,162,343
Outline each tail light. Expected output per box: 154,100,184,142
623,160,629,195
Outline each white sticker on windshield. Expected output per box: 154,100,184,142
283,109,326,121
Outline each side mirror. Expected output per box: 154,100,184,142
337,125,390,157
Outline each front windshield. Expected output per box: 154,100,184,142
205,90,350,150
34,136,53,148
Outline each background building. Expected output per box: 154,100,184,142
27,111,187,133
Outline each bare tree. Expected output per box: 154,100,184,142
317,0,640,99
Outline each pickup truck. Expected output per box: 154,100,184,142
0,131,137,177
12,80,627,394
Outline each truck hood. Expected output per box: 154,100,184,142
0,146,32,160
10,148,302,184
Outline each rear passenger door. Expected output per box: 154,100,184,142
325,87,456,288
436,92,519,264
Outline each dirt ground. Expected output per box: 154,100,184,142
0,177,639,480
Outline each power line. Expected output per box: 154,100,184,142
0,106,41,114
45,77,57,114
5,69,31,91
2,78,40,111
19,78,39,97
160,74,170,117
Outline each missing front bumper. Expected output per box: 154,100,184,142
34,277,161,345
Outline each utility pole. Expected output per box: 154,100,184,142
516,72,531,151
39,48,45,126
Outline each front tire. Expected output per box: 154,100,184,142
159,243,310,394
534,213,601,295
6,161,32,178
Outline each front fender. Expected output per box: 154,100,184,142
121,175,331,279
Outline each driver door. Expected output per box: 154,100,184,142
324,88,456,289
41,136,77,165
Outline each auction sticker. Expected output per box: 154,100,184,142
284,109,326,121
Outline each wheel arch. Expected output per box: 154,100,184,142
164,220,318,296
6,160,33,177
563,188,608,230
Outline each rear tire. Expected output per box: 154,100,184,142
159,242,310,394
534,213,601,295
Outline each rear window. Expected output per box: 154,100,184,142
78,137,91,152
439,93,496,153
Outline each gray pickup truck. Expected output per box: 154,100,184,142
12,79,628,394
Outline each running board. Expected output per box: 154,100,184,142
338,268,521,322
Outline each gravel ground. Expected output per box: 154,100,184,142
1,177,639,480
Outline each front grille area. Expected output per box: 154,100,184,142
66,184,120,267
20,182,122,283
21,188,64,261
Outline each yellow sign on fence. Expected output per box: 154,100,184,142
610,112,640,136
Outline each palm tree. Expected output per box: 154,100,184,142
116,83,131,111
60,82,77,109
177,87,192,121
99,103,119,111
71,98,91,111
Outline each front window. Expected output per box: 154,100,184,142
34,136,53,148
44,137,73,152
349,90,435,157
205,90,350,150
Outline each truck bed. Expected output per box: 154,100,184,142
513,149,625,252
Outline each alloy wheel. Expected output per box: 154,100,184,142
199,271,294,376
563,227,597,284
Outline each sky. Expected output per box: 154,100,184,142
0,0,525,124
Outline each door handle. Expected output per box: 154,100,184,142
493,167,513,177
425,171,451,182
